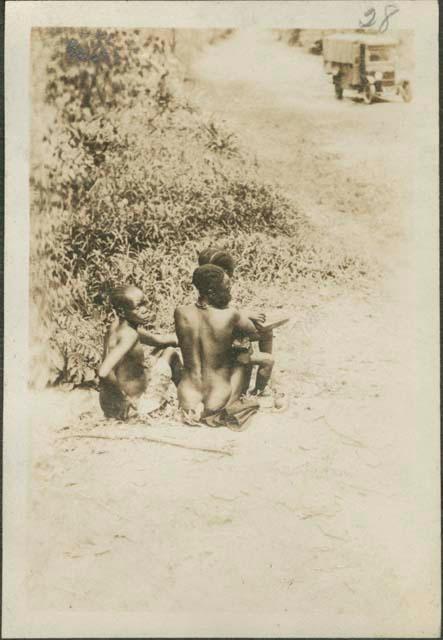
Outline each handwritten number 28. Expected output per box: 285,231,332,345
359,4,399,33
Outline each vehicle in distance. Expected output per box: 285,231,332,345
323,33,412,104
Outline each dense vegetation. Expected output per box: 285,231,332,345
31,28,366,388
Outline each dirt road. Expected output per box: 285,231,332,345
192,30,414,262
28,32,438,636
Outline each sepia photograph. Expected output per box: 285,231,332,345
4,1,440,637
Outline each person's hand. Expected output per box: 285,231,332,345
249,311,266,325
122,390,137,411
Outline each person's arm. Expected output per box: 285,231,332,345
103,368,119,387
234,310,261,340
137,327,178,348
98,331,138,380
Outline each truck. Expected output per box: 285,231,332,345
323,33,412,104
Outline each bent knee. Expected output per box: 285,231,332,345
258,353,274,366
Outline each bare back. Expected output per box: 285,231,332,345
174,304,239,414
101,319,147,399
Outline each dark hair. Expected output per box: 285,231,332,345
198,246,235,278
109,285,140,313
192,264,226,296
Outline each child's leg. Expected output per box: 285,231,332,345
99,383,132,420
249,351,274,394
258,329,273,355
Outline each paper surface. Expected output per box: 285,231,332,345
4,1,440,637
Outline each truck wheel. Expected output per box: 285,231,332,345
334,84,343,100
363,83,375,105
400,81,412,103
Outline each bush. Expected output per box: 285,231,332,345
31,27,370,388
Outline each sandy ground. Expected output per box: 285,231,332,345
27,32,438,635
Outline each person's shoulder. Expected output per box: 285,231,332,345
174,304,194,319
229,307,242,322
231,307,257,329
118,322,138,343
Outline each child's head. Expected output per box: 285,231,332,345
198,246,236,278
109,285,148,325
192,264,232,309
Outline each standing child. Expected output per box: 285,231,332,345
98,285,181,420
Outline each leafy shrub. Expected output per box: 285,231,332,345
30,27,371,388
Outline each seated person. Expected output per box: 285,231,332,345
174,264,270,428
197,245,274,396
98,285,181,420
